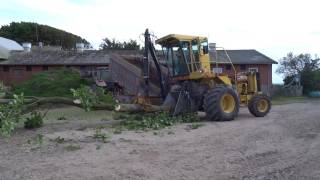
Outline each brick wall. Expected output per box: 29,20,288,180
0,65,108,85
211,64,272,94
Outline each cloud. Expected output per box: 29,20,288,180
1,0,320,83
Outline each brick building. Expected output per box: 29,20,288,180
0,49,110,85
210,50,277,94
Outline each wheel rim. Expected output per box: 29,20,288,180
220,94,235,113
257,99,268,112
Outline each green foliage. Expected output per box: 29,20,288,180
100,38,140,50
277,53,320,94
283,69,320,94
93,128,111,143
95,87,116,106
112,127,123,134
277,53,319,77
0,94,25,137
71,86,116,111
71,85,96,111
26,134,44,150
301,70,320,94
24,111,44,129
119,112,199,131
13,68,88,98
189,123,204,129
0,22,91,49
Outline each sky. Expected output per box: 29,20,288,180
1,0,320,84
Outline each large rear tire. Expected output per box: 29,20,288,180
203,87,240,121
248,95,271,117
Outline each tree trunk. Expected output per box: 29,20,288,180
1,97,170,113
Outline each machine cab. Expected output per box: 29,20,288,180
156,34,211,79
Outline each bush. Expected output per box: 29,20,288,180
24,111,44,129
0,94,25,137
71,86,116,111
95,87,116,106
301,70,320,94
13,68,88,98
119,112,199,131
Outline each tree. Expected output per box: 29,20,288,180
123,39,140,50
0,22,91,49
276,52,319,77
99,38,122,50
277,53,320,94
99,38,140,50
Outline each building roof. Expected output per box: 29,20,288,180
0,49,277,66
209,49,278,64
0,50,110,65
0,37,23,51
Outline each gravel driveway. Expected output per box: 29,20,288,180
1,101,320,180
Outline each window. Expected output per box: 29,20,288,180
191,40,200,69
3,66,9,72
163,42,190,76
212,67,223,74
201,40,209,54
26,66,32,71
226,64,231,70
42,66,48,71
249,67,259,73
240,64,246,70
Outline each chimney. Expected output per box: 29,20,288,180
22,42,32,52
76,43,85,52
209,43,216,51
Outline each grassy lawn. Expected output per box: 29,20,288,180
43,106,113,123
271,96,318,105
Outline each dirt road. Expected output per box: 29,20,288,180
1,101,320,180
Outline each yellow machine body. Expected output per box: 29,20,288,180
156,34,232,86
142,29,271,120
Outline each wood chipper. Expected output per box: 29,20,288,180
136,29,271,121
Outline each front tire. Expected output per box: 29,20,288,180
248,95,271,117
203,87,240,121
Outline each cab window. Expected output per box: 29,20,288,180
192,40,200,69
163,43,190,77
201,40,209,54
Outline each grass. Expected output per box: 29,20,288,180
26,134,45,150
65,144,81,151
271,96,311,105
189,123,204,129
43,106,113,123
93,128,111,143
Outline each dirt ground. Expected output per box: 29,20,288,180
1,101,320,180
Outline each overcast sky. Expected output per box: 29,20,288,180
1,0,320,83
